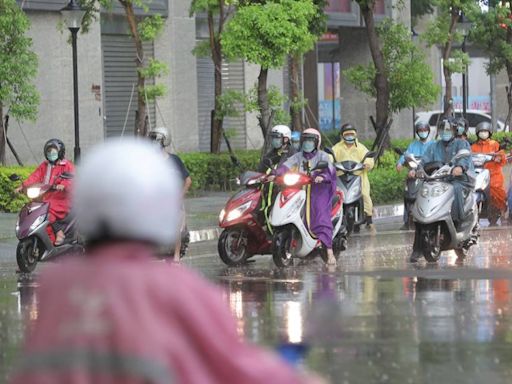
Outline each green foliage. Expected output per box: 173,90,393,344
369,167,404,204
222,0,318,68
244,85,291,125
345,19,440,113
191,40,212,58
0,166,35,213
216,90,246,120
469,2,512,75
138,14,165,41
138,58,169,78
0,0,39,121
411,0,435,26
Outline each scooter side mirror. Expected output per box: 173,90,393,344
9,174,20,182
452,149,471,162
312,161,328,171
323,147,336,162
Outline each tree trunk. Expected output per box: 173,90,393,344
0,104,5,165
257,67,271,138
441,10,460,118
360,3,390,147
209,10,223,153
289,55,303,132
505,20,512,130
121,0,147,136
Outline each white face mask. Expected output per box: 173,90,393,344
478,131,490,140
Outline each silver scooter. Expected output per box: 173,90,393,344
410,149,479,262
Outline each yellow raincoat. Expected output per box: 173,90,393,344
332,140,375,216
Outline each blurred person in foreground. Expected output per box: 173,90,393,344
10,139,324,384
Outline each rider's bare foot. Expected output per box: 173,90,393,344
326,248,336,266
54,230,65,246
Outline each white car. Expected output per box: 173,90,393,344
415,110,509,139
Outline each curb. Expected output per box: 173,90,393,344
188,203,405,244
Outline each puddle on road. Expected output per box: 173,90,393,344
1,230,512,383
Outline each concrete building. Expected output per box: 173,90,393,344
9,0,417,165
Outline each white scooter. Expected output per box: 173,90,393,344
410,149,479,262
472,153,499,225
270,161,346,267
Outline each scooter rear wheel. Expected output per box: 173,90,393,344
218,228,250,266
272,228,295,268
16,238,40,273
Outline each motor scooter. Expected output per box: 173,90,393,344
270,161,346,267
11,173,83,273
394,148,422,229
218,171,273,266
334,151,376,234
471,153,496,224
410,150,479,262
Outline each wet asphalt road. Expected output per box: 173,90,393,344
2,224,512,383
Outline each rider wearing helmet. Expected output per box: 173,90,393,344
12,139,321,384
396,121,434,230
409,117,474,261
258,125,295,172
455,117,469,140
148,126,192,260
332,123,375,231
471,121,507,225
15,139,75,245
291,131,301,151
272,128,337,266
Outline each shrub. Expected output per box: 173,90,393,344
369,167,404,204
0,166,35,212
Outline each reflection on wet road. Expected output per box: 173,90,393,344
2,228,512,383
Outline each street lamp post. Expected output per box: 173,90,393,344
60,0,85,163
457,15,472,119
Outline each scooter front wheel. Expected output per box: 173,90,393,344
16,237,40,273
218,228,250,266
272,228,295,268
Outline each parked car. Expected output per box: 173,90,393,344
415,110,509,139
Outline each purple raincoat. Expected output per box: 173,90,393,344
276,150,336,248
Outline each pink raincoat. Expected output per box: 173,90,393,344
10,243,305,384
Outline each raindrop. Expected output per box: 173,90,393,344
381,373,389,382
494,357,500,365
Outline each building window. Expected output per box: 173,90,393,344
325,0,351,13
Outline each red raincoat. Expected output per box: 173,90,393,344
10,243,306,384
22,159,75,223
471,139,507,213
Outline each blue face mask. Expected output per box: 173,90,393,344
343,135,356,143
302,141,316,153
457,126,465,136
441,131,453,142
271,137,282,149
417,131,429,140
47,151,58,162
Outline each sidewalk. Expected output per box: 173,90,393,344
0,192,404,243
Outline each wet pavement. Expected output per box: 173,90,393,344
2,224,512,383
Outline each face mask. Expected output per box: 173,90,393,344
417,131,429,140
292,142,301,151
343,135,356,143
441,131,453,142
271,137,282,149
478,131,490,140
457,126,465,136
302,141,316,153
47,150,58,162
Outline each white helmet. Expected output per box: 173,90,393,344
148,126,171,147
271,125,292,140
73,138,182,246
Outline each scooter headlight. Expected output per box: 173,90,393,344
29,215,46,231
431,185,449,197
26,187,41,199
283,174,301,186
420,187,429,198
226,201,252,222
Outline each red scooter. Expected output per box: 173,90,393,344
218,171,272,266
